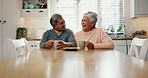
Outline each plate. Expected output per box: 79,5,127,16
63,47,80,51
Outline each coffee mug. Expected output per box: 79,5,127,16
53,40,61,49
79,41,85,49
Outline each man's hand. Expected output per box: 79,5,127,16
56,41,69,49
85,41,94,49
46,40,54,49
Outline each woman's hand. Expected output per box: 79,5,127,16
85,41,94,49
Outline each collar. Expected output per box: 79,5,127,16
54,30,62,35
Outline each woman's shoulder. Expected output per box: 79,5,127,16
75,30,83,35
95,27,104,32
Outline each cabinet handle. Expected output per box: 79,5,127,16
39,10,43,12
4,21,6,23
2,21,6,24
0,20,1,23
26,11,30,12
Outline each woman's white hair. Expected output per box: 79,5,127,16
83,11,98,23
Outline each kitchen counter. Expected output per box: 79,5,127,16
112,37,133,40
27,39,41,41
27,37,133,41
27,35,148,41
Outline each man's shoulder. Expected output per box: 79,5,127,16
43,29,54,34
66,28,72,31
65,28,74,33
45,29,54,32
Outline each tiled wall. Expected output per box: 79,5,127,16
17,18,51,38
17,17,148,39
17,0,57,39
124,0,148,37
126,17,148,36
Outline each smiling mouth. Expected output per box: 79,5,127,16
82,25,86,27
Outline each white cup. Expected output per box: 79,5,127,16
53,40,61,49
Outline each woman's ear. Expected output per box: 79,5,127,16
91,21,95,27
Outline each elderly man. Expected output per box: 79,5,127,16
40,14,76,49
75,11,114,49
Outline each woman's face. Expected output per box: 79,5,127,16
81,16,95,32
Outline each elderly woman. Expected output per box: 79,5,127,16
75,11,114,49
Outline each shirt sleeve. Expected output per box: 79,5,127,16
94,29,114,49
67,29,76,47
40,31,49,48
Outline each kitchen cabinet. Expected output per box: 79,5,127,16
0,0,17,62
0,0,2,62
130,0,148,17
28,41,41,51
113,40,131,54
21,0,49,17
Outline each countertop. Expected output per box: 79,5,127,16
27,37,133,41
27,39,42,41
112,37,133,40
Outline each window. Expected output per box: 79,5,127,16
57,0,79,33
57,0,124,34
99,0,124,33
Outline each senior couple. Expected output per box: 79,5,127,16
40,11,114,49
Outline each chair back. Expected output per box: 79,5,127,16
7,38,30,58
128,37,148,60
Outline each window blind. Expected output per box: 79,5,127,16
57,0,124,33
98,0,124,33
57,0,79,33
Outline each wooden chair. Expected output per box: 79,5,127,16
7,38,30,58
128,37,148,60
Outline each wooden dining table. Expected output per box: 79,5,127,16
0,48,148,78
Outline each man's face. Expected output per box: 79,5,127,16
54,18,66,31
81,16,95,32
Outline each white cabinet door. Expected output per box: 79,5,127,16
0,0,2,62
0,0,17,62
113,40,127,53
130,0,148,17
22,9,48,17
21,0,49,17
114,45,127,53
28,41,41,51
28,41,35,51
135,0,148,15
113,40,132,54
34,41,41,50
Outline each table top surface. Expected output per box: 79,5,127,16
0,49,148,78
